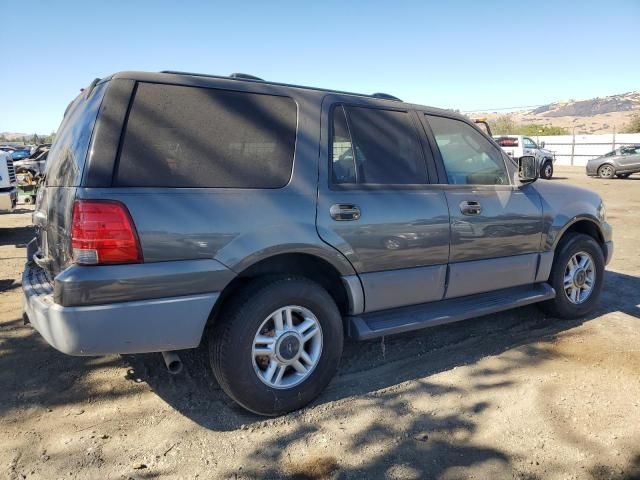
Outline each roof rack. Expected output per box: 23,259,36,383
372,92,402,101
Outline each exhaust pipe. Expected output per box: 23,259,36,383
161,351,183,375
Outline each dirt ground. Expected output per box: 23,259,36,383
1,166,640,480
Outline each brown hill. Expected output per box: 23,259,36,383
471,91,640,134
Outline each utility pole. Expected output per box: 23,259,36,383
570,127,576,166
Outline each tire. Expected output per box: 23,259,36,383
540,160,554,179
598,164,615,179
539,233,604,319
209,276,343,416
616,173,631,179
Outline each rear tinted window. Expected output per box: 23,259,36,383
115,83,297,188
45,82,107,186
495,137,519,147
331,105,427,185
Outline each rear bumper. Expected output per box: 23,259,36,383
0,188,17,211
22,261,219,355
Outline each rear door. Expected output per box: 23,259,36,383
421,113,543,299
33,81,107,277
316,97,450,312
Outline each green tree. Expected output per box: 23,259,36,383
489,115,517,135
488,115,569,136
517,124,569,136
623,115,640,133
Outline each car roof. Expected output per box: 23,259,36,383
103,70,469,122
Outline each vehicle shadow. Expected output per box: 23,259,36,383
0,225,35,247
123,269,640,433
0,278,22,293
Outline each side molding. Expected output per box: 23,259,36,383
342,275,365,315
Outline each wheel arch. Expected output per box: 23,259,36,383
553,217,605,250
207,252,363,331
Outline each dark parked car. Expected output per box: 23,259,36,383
586,144,640,178
22,71,612,415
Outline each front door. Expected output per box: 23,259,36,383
422,113,543,299
618,145,640,171
316,98,450,312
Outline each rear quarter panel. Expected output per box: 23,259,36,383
77,83,356,277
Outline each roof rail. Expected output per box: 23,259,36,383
229,73,264,81
372,92,402,101
160,70,264,82
82,78,101,99
157,70,405,102
160,70,221,79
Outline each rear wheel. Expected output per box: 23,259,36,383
598,164,615,179
209,276,343,416
540,160,554,179
539,233,604,319
616,173,631,179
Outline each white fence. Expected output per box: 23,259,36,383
532,133,640,166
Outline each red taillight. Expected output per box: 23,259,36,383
71,200,142,265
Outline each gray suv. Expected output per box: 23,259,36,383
22,71,613,416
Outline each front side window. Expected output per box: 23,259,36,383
523,137,537,149
330,105,427,185
426,115,509,185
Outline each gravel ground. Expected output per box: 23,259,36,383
1,167,639,480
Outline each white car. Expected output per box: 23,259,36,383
494,135,556,179
0,151,18,212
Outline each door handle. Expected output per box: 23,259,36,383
330,203,361,221
460,200,482,216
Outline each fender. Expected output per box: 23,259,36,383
215,222,357,277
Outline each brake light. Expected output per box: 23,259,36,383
71,200,142,265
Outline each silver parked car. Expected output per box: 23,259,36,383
586,144,640,178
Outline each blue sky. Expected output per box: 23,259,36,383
1,0,638,133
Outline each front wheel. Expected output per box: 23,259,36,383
539,233,604,319
209,276,343,416
598,164,615,179
540,160,554,179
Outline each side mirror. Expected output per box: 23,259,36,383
518,155,538,183
540,141,546,148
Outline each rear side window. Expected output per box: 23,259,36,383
46,82,107,186
116,83,297,188
330,105,427,185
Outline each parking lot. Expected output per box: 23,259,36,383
1,166,639,480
